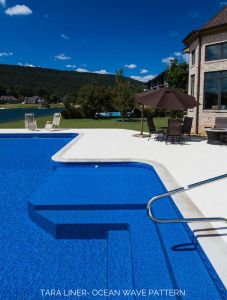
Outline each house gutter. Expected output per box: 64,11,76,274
196,34,202,134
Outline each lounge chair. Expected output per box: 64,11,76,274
165,119,182,144
45,113,61,130
214,117,227,129
147,115,164,141
25,113,37,131
214,117,227,145
182,116,193,140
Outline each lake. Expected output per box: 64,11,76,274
0,108,63,123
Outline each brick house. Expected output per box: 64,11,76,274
184,6,227,134
0,96,18,103
24,96,45,104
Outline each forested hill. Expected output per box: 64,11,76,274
0,64,142,95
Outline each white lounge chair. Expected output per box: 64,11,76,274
25,113,37,131
45,113,61,130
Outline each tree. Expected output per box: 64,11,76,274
166,58,188,93
14,85,33,100
63,92,78,105
35,87,49,98
113,69,136,122
78,83,107,118
0,85,5,96
50,93,61,103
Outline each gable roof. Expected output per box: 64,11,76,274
183,6,227,46
201,6,227,29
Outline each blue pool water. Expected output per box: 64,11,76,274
96,112,121,118
0,134,226,300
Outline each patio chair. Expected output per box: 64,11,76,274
147,115,164,141
182,116,193,140
25,113,37,131
214,117,227,145
45,113,61,130
214,117,227,129
165,119,182,144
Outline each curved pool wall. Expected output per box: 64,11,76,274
0,133,226,300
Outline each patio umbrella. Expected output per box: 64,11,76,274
135,87,198,135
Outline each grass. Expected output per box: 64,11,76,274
0,104,64,109
0,117,168,131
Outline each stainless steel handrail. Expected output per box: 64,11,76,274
147,173,227,224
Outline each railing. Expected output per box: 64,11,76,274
146,173,227,224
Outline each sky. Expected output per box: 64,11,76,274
0,0,226,81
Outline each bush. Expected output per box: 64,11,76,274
62,103,82,119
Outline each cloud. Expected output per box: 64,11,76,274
125,64,137,69
170,31,180,37
61,34,69,40
174,51,181,57
174,51,189,63
0,52,13,57
162,52,189,64
76,68,89,72
75,68,110,74
0,0,6,7
140,69,148,74
18,62,35,67
55,53,71,60
24,63,35,67
130,74,156,82
219,1,227,5
188,11,199,18
93,69,109,74
182,53,189,63
66,64,76,68
5,5,32,16
162,56,175,64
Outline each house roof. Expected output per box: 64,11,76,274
183,6,227,46
201,6,227,29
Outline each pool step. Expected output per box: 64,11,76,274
107,230,135,299
30,208,136,296
29,207,175,291
28,206,225,300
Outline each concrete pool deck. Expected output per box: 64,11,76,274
1,128,227,288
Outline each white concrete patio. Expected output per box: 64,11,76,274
1,128,227,288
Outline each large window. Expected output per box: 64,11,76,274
191,75,195,97
191,50,195,65
205,42,227,61
204,71,227,110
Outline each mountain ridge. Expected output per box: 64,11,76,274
0,64,143,96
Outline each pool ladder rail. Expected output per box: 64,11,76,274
147,173,227,224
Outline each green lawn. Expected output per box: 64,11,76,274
0,117,168,131
0,104,64,109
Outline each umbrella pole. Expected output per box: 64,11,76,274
140,105,144,135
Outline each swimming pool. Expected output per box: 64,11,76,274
0,134,226,299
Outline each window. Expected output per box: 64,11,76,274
191,50,195,65
191,75,195,97
205,42,227,61
204,71,227,110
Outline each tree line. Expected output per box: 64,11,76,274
62,69,143,120
0,85,66,103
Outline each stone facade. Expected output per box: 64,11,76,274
187,32,227,134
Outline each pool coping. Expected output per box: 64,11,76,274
52,131,227,289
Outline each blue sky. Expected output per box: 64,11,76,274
0,0,226,81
